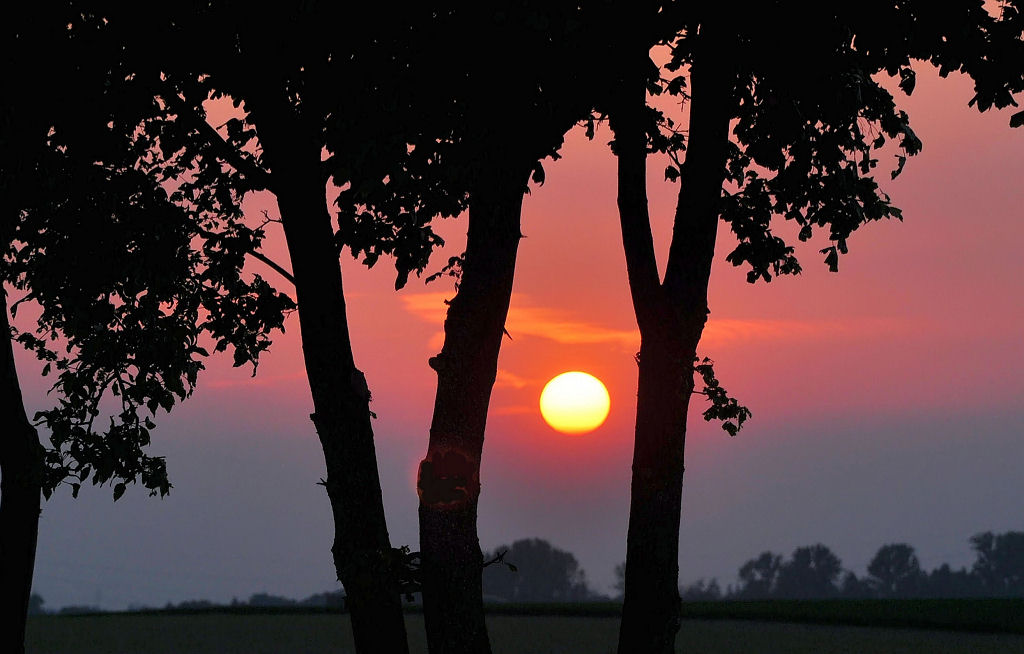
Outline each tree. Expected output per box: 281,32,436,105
68,7,466,653
774,545,843,599
613,561,627,599
736,551,782,599
1,10,292,652
413,5,621,652
0,291,43,653
970,531,1024,596
678,578,721,601
481,538,595,602
26,594,45,616
925,563,981,598
605,3,1023,651
866,543,924,597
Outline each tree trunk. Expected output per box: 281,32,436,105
0,291,44,654
255,107,408,654
612,26,733,654
418,160,529,654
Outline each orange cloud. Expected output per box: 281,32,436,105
399,292,908,350
495,369,533,389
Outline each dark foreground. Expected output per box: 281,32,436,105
26,613,1024,654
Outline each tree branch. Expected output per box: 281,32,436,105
162,92,275,193
196,228,296,287
609,51,663,331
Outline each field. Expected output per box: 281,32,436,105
26,601,1024,654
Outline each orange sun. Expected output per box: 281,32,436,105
539,371,610,434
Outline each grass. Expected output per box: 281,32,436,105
25,600,1024,654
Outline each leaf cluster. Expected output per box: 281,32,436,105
658,2,1023,281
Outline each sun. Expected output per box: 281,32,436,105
539,371,611,434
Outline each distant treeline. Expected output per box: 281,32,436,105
29,531,1024,614
676,530,1024,601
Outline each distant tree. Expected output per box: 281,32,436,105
299,589,346,609
605,3,1023,651
866,543,925,597
970,531,1024,597
925,563,982,598
838,571,873,599
613,561,627,599
482,538,595,603
166,599,217,610
57,605,102,616
26,594,45,616
679,578,721,601
736,551,782,599
247,593,296,608
774,545,843,599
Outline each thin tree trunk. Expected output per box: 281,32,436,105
255,106,409,654
418,160,529,654
0,291,44,654
612,25,733,654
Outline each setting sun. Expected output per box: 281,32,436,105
539,371,611,434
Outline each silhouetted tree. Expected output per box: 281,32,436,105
775,545,843,599
2,6,469,652
613,561,627,599
605,3,1023,651
679,578,722,601
867,543,925,598
925,563,982,598
839,571,874,599
413,6,621,653
970,531,1024,596
736,551,783,599
481,538,595,602
1,10,295,652
26,594,45,616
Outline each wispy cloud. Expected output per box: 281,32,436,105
491,405,536,416
495,369,533,389
400,292,908,351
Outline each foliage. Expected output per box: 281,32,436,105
727,531,1024,600
652,2,1024,282
693,357,751,436
970,531,1024,596
866,543,925,597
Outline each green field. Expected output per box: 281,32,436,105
26,609,1024,654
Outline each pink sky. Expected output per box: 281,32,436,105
22,65,1024,608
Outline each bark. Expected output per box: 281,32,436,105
0,291,44,654
612,26,733,654
418,160,529,654
253,103,408,654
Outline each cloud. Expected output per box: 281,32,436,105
495,369,532,389
491,405,536,416
399,292,908,351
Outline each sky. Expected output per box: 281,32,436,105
16,66,1024,610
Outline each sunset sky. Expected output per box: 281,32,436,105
18,66,1024,610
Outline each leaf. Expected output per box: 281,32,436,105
821,246,839,272
892,155,907,180
1010,110,1024,129
113,482,126,501
531,163,545,186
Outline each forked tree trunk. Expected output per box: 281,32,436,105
254,105,408,654
0,291,44,654
418,160,530,654
612,27,733,654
